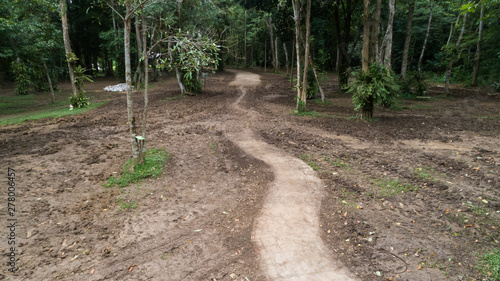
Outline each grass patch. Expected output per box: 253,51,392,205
106,148,169,188
377,178,417,196
0,101,107,126
330,158,350,170
414,166,438,182
116,198,138,210
477,248,500,280
0,94,36,114
313,98,331,105
298,154,321,171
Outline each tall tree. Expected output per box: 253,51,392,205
292,0,302,109
370,0,382,64
300,0,312,110
362,0,370,72
471,3,484,86
417,0,433,73
445,11,468,95
379,0,395,69
60,0,78,99
400,0,415,79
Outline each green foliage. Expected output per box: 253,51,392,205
11,61,31,95
345,63,399,114
69,92,90,108
400,71,428,97
296,99,306,113
106,149,169,188
116,198,138,210
377,178,417,197
181,71,204,93
306,68,318,100
477,248,500,280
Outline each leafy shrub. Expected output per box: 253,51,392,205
181,71,203,93
306,68,318,100
69,92,90,108
400,71,428,97
11,61,31,95
345,63,399,119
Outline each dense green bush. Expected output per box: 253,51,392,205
11,61,31,95
345,63,399,120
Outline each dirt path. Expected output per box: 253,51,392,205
227,70,358,280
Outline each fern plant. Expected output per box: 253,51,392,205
345,63,399,120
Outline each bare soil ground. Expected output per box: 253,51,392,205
1,69,499,281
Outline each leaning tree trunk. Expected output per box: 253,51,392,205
42,59,56,103
292,0,302,109
471,4,484,86
418,0,433,73
309,56,325,102
124,0,140,164
300,0,312,110
266,15,276,70
169,41,186,94
134,15,143,88
59,0,78,99
445,12,468,95
400,1,415,80
290,41,294,87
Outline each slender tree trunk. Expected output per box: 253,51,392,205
400,1,415,79
60,0,78,98
309,56,325,102
362,0,371,73
445,12,468,95
370,0,382,64
124,0,140,164
300,0,312,108
380,0,395,69
42,59,56,103
244,10,247,68
290,41,294,87
134,15,143,87
275,37,279,71
266,15,275,70
335,47,339,72
169,41,186,94
418,0,433,73
140,7,148,163
292,0,302,108
471,4,484,86
447,12,461,46
264,39,267,72
283,42,289,76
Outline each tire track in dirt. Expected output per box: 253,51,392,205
227,70,358,281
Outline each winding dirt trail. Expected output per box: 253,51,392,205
227,70,358,281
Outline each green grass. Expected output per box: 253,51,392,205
313,98,331,105
478,248,500,280
377,178,417,196
330,158,350,170
0,94,36,114
0,101,107,126
163,94,185,101
116,198,138,210
298,154,320,171
106,148,169,188
414,166,438,182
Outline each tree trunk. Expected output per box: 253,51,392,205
266,15,275,70
471,4,484,86
370,0,382,64
244,10,247,68
124,0,140,164
290,41,294,87
60,0,78,98
42,59,56,103
283,42,289,76
445,12,468,95
169,41,186,94
292,0,302,109
418,0,433,73
134,15,143,88
400,1,415,80
309,56,325,102
300,0,311,108
140,7,148,163
274,37,279,71
264,39,267,72
380,0,395,69
362,0,371,73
